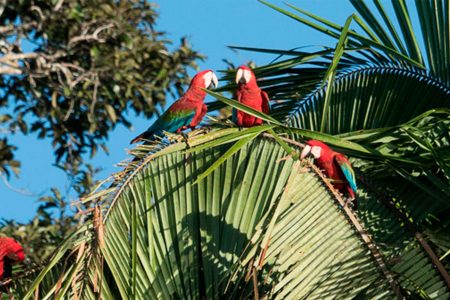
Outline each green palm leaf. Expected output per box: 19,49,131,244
285,65,450,133
13,131,450,299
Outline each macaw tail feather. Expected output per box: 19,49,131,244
130,131,153,144
130,133,144,144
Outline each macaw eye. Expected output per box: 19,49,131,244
311,146,322,158
243,70,251,82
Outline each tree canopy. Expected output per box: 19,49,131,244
0,0,201,177
0,0,201,270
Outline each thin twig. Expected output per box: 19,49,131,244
0,22,37,35
54,0,65,11
0,66,21,75
262,132,305,148
0,53,38,63
252,268,260,300
0,174,39,197
68,24,114,46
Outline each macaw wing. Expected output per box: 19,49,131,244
157,107,196,132
261,90,270,114
130,108,195,144
232,91,241,123
335,154,357,192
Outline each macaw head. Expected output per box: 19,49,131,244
0,238,25,280
190,70,219,89
300,140,330,159
2,238,25,262
7,247,25,263
235,65,258,88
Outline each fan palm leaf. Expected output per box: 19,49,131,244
10,127,449,299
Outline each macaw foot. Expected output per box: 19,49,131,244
344,198,357,210
177,126,189,134
199,126,212,134
181,132,192,164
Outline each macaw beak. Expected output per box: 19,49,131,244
235,68,251,84
204,71,219,89
17,251,25,262
210,72,219,89
300,145,312,159
7,251,25,262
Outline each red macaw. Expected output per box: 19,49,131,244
130,70,218,143
0,237,25,280
301,140,358,208
234,65,270,127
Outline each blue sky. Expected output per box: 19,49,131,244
1,1,358,222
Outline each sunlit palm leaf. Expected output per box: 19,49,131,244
17,131,450,299
228,161,398,299
221,2,450,278
285,64,450,133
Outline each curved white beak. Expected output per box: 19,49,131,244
300,145,311,159
211,72,219,88
301,145,322,159
204,71,219,89
235,68,252,84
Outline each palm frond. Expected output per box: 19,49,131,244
16,130,450,298
285,64,450,133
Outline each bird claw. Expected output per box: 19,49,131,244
343,198,357,210
179,132,192,164
200,126,212,134
180,132,192,149
176,126,189,134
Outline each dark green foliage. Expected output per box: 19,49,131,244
0,0,202,173
0,163,101,267
0,138,20,178
0,0,202,277
0,189,74,265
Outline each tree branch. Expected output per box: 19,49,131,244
0,22,37,35
68,24,114,46
0,52,38,63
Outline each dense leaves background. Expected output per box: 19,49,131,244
0,0,201,268
0,0,201,175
